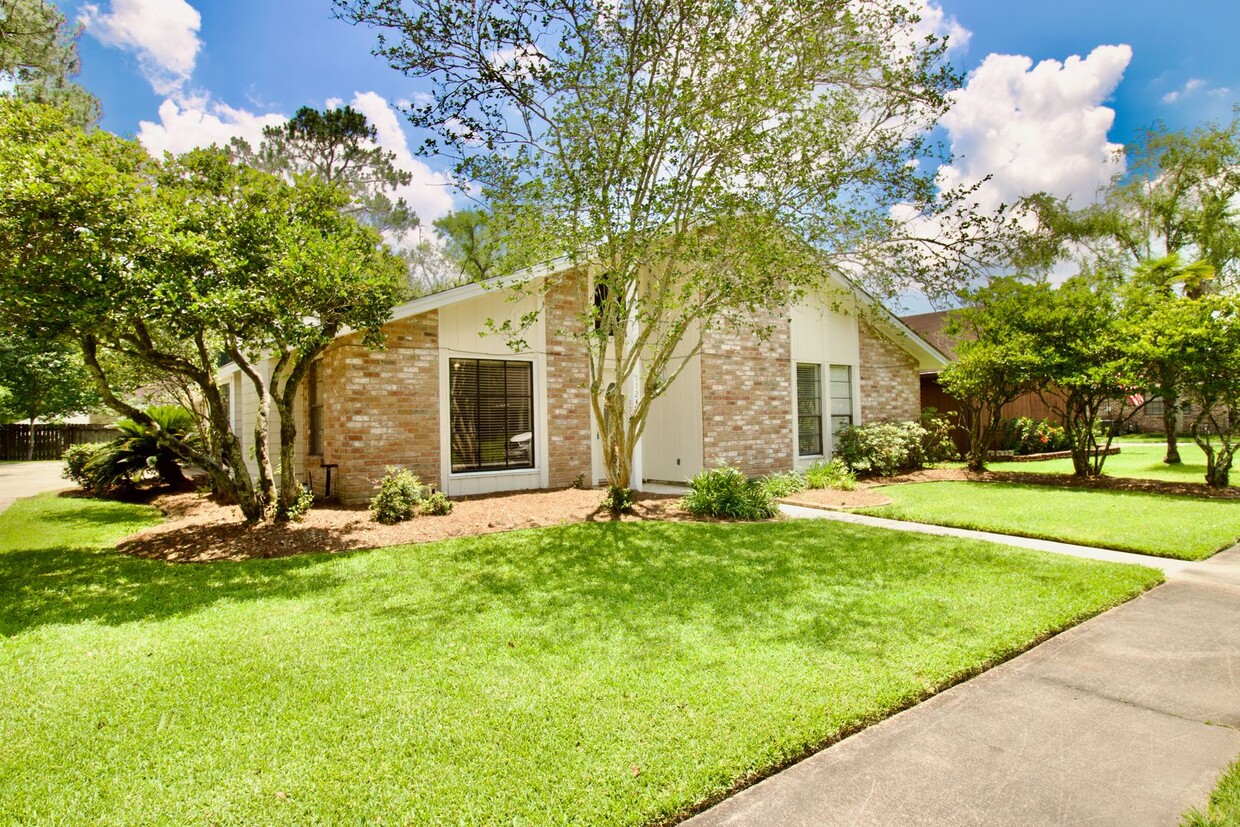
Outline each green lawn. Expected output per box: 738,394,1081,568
860,481,1240,560
0,493,1160,825
1002,440,1237,488
1183,757,1240,827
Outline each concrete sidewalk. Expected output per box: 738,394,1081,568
0,461,75,515
686,519,1240,826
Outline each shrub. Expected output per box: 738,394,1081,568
919,407,959,463
421,490,454,516
85,405,199,490
600,485,635,514
369,466,425,524
759,470,806,498
834,420,927,477
681,466,777,521
61,443,104,491
278,486,315,522
997,417,1071,455
803,458,856,491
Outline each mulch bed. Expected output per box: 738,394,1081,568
779,488,892,510
113,487,704,563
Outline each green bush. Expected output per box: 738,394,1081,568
803,458,857,491
369,466,425,524
834,420,927,477
279,486,315,522
759,470,807,498
421,490,454,516
681,466,777,521
600,485,635,514
919,407,959,463
61,443,105,491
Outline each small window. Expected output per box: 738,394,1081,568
796,363,823,456
450,358,535,473
1145,397,1165,417
829,365,853,435
308,360,324,455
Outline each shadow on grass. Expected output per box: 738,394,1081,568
0,544,347,637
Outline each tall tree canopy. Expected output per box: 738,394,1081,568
336,0,997,493
231,105,420,240
0,0,99,125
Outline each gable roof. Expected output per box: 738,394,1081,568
379,256,950,371
899,310,959,362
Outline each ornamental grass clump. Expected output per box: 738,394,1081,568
681,466,777,521
759,470,807,498
369,466,425,524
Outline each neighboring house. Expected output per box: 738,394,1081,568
900,310,1060,451
220,262,947,503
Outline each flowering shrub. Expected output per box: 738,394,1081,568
997,417,1071,455
918,408,959,463
834,421,927,476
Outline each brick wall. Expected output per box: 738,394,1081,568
304,312,440,504
858,320,920,423
544,270,594,488
700,314,794,477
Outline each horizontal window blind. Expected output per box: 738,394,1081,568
796,363,823,456
450,358,535,473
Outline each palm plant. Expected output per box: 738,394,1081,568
86,405,200,489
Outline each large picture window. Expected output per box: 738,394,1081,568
450,358,535,473
796,363,823,456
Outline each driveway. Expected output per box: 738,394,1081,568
0,461,76,515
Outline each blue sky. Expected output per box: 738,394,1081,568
61,0,1239,229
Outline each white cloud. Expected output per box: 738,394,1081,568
80,0,202,95
136,96,285,157
936,44,1132,213
1162,76,1228,105
347,91,456,225
907,0,971,55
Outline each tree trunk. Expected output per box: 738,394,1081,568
1162,405,1181,464
275,396,303,520
25,416,35,461
153,454,187,487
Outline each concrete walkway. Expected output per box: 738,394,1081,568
686,510,1240,826
0,461,75,515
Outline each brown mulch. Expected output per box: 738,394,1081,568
116,487,702,563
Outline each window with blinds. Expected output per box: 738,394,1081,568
829,365,853,435
796,363,823,456
450,358,535,473
308,360,325,455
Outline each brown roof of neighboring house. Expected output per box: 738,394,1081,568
899,310,961,362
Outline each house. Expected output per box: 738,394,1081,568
900,309,1061,451
219,261,948,504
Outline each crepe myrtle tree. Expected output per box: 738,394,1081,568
0,99,406,521
336,0,1006,499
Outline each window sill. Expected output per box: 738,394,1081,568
449,466,539,479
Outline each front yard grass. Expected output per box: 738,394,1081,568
1,492,1160,825
859,481,1240,560
1182,757,1240,826
1003,440,1237,488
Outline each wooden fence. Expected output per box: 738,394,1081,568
0,424,118,461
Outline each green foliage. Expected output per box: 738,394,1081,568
278,486,316,522
1181,756,1240,827
681,466,777,521
369,466,425,524
0,0,100,126
996,417,1071,455
759,470,807,498
84,405,198,490
918,407,959,463
60,442,103,491
835,421,928,477
231,105,418,239
0,331,100,436
803,458,858,491
600,485,635,514
420,490,454,516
